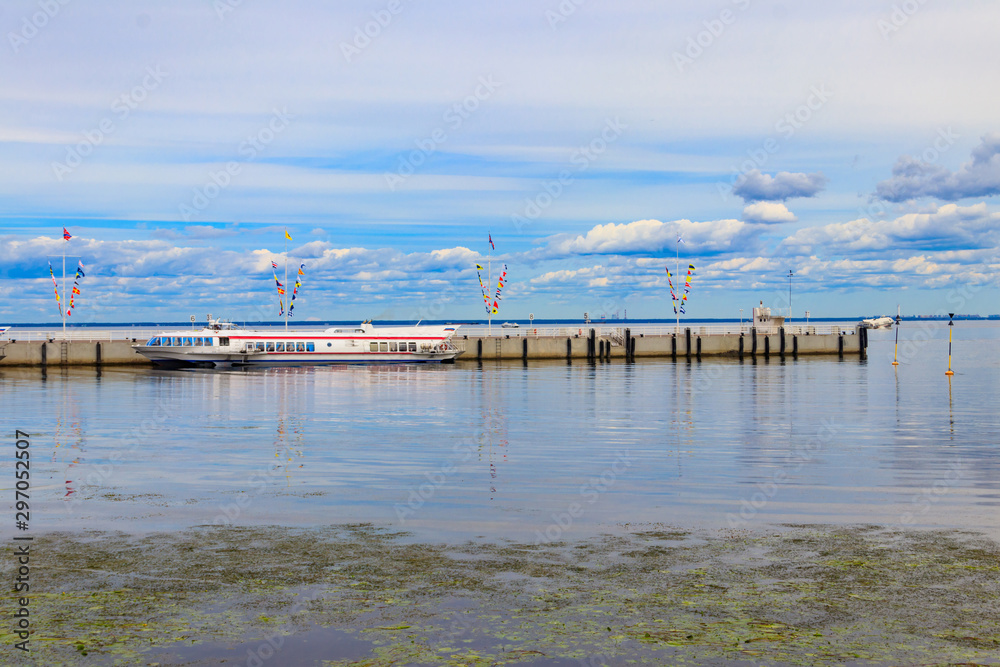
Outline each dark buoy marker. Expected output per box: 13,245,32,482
945,312,955,376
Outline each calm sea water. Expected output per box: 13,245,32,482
4,321,998,543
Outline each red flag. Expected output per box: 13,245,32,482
63,228,71,240
488,234,495,250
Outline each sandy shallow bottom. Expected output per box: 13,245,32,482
3,524,999,666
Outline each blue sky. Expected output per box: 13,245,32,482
1,0,999,323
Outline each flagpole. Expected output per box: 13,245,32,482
675,238,680,335
284,230,289,332
62,234,67,338
488,236,492,337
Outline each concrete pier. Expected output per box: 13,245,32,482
0,324,868,367
455,325,867,362
0,339,150,367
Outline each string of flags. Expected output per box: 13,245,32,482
48,228,85,316
475,234,508,316
492,264,507,314
289,263,305,317
68,261,85,316
476,264,491,315
666,264,696,314
48,262,61,316
270,258,305,317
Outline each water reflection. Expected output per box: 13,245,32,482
2,327,998,541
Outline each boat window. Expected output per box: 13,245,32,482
146,337,160,346
286,341,294,350
296,342,305,352
256,342,265,351
276,342,285,352
266,342,275,352
408,342,417,352
207,338,216,346
306,342,315,352
219,337,230,346
370,342,378,352
171,337,181,346
182,337,192,346
245,343,254,352
198,337,207,346
379,342,388,352
389,342,397,352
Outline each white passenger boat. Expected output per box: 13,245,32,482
861,316,893,330
133,320,462,368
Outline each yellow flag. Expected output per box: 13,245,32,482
285,230,292,240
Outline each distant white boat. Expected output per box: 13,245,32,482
861,316,893,329
133,320,462,368
501,322,519,328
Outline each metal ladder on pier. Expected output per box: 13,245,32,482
60,341,68,364
609,328,625,347
495,338,502,359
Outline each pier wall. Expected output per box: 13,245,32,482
0,340,151,367
455,327,866,362
0,327,868,366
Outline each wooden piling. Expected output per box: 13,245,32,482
522,338,528,361
739,333,744,360
779,327,786,356
685,328,692,360
750,327,757,357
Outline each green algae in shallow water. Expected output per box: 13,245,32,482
2,524,999,665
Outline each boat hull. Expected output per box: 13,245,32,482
133,323,462,368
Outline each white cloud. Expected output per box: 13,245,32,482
780,203,1000,255
539,218,754,258
733,170,826,202
875,133,1000,202
742,202,797,224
